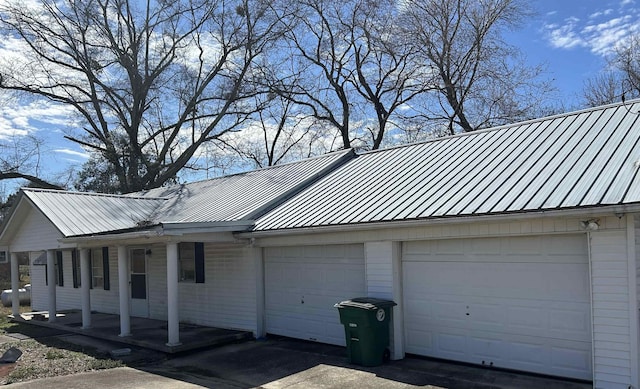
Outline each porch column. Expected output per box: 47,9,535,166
10,252,20,317
80,248,91,329
46,249,56,322
166,242,180,346
118,246,130,337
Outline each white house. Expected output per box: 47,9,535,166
2,100,640,388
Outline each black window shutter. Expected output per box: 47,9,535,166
72,250,79,288
195,242,205,284
45,264,48,286
89,250,93,289
56,251,64,287
102,247,110,290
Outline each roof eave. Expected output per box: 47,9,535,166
160,221,255,235
59,220,255,245
242,204,640,238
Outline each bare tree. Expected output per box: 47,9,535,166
269,0,355,149
583,35,640,107
218,94,331,168
0,0,284,193
268,0,437,150
345,0,435,149
401,0,552,134
0,134,61,189
583,72,626,107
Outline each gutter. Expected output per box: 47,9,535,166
239,203,640,238
59,220,255,245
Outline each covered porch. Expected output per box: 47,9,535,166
12,310,253,353
7,230,262,349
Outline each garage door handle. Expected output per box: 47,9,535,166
350,338,359,342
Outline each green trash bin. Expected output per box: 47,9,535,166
334,297,397,367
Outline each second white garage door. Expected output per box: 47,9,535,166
264,244,365,345
403,234,592,380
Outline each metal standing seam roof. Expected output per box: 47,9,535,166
17,149,354,238
253,100,640,231
135,149,354,223
23,189,166,237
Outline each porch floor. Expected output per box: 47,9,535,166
12,310,253,353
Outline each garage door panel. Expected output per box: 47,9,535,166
408,261,589,301
403,235,592,380
549,306,591,335
404,235,588,264
265,244,365,346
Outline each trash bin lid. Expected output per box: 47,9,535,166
334,297,397,310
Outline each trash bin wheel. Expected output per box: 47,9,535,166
383,348,390,363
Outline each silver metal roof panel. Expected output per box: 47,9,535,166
23,189,165,237
16,149,354,238
142,149,353,223
254,100,640,231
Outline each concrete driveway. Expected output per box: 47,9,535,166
5,335,591,389
142,337,590,389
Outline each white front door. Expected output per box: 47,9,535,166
402,234,592,380
129,248,149,318
264,244,365,345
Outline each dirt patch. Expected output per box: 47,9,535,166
0,338,123,384
0,307,125,385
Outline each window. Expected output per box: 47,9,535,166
178,242,204,283
90,247,110,290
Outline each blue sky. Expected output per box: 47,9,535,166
508,0,639,105
0,0,639,192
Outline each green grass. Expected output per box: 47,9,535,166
6,365,39,384
45,349,65,360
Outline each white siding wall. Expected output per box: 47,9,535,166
590,229,634,388
91,247,120,314
147,243,167,319
146,243,257,332
11,210,63,252
28,242,257,331
180,244,257,331
364,241,404,360
365,242,394,298
54,250,80,311
29,248,121,315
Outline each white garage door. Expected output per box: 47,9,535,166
403,234,592,380
265,244,365,345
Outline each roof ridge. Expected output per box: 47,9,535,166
132,148,355,194
359,98,640,156
22,187,167,201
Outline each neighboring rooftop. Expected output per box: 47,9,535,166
253,100,640,231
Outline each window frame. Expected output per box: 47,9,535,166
89,247,110,290
178,242,205,283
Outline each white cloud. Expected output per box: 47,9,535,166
545,18,586,50
54,148,89,159
0,98,78,140
543,5,640,56
589,9,613,19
